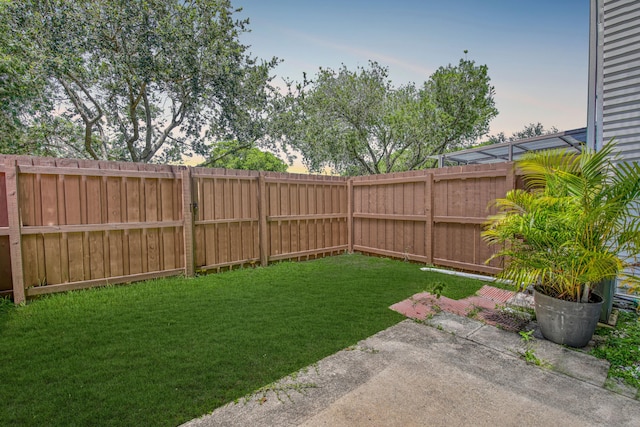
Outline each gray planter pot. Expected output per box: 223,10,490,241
534,290,603,348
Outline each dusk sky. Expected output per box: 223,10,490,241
236,0,590,140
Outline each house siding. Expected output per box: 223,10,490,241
602,0,640,162
589,0,640,298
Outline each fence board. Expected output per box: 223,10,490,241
0,169,7,227
25,269,184,297
425,176,433,264
5,160,25,302
0,166,11,293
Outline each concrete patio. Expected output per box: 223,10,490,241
183,305,639,426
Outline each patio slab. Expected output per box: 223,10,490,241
464,319,610,387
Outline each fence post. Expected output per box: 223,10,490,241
347,179,353,253
5,159,25,304
181,167,195,277
425,172,433,265
506,161,516,191
258,172,269,266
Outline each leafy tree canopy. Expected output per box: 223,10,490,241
485,122,559,145
272,55,497,175
203,140,287,172
0,0,49,155
1,0,277,163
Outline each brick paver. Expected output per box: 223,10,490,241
391,285,531,331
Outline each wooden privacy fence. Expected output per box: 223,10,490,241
0,157,188,304
0,155,514,303
190,169,347,273
351,162,515,275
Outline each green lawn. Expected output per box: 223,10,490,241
592,310,640,396
0,254,488,426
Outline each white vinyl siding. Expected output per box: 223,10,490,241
590,0,640,298
602,0,640,162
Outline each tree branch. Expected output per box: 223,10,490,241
345,137,375,175
143,99,186,162
57,76,103,160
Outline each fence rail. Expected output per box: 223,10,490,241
0,155,515,303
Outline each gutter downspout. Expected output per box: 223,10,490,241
586,0,604,151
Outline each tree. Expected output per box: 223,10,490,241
273,56,497,175
485,122,559,145
420,54,498,156
203,140,287,171
0,0,48,155
3,0,277,163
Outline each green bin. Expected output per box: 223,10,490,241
595,278,615,324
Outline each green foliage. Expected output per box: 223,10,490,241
425,281,446,299
203,140,288,171
0,254,485,426
522,349,543,366
273,55,497,176
518,330,549,367
2,0,277,163
0,0,49,154
519,329,535,342
592,311,640,390
483,122,559,146
482,141,640,302
421,54,498,155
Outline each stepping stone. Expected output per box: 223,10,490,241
477,285,515,303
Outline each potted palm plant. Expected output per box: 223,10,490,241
482,142,639,348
